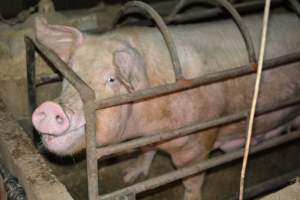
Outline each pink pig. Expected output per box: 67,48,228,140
32,12,300,200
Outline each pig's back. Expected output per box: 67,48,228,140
114,11,300,86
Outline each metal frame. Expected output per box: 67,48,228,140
25,1,300,200
165,0,283,23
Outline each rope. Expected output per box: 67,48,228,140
239,0,271,199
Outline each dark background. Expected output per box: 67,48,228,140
0,0,163,18
0,0,101,18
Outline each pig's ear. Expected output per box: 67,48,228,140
113,46,149,91
35,16,84,63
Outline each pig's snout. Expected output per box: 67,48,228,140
32,101,70,135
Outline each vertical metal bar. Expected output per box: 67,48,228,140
84,101,99,200
25,39,37,120
25,38,40,145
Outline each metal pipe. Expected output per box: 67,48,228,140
97,93,300,158
35,74,61,87
95,51,300,110
99,130,300,200
166,0,257,65
227,168,300,200
83,102,99,200
25,38,37,140
114,1,184,81
25,37,95,102
166,0,283,23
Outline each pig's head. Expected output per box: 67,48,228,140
32,17,149,155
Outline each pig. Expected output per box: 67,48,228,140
32,11,300,200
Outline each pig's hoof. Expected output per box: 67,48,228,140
123,166,147,183
184,191,201,200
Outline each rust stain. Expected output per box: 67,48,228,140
251,63,258,71
177,79,193,87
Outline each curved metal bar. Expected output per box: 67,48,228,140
168,0,187,19
113,1,184,81
167,0,257,67
166,0,283,24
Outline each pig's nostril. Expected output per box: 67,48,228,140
55,115,65,125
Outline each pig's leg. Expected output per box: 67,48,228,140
123,148,156,183
171,146,208,200
170,131,217,200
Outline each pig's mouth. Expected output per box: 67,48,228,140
41,125,82,139
40,124,86,155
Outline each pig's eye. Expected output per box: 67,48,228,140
108,77,115,83
106,76,116,85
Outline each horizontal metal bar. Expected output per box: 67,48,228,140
96,93,300,157
95,51,300,110
35,74,61,87
99,130,300,200
166,0,283,23
227,168,300,200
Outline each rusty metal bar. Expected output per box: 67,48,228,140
166,0,283,23
96,93,300,157
114,1,184,81
25,38,37,141
35,74,61,87
24,36,99,200
25,39,37,116
99,130,300,200
26,37,94,102
95,51,300,110
166,0,257,65
227,168,300,200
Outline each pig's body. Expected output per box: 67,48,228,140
32,12,300,200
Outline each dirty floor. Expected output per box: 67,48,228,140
35,137,300,200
